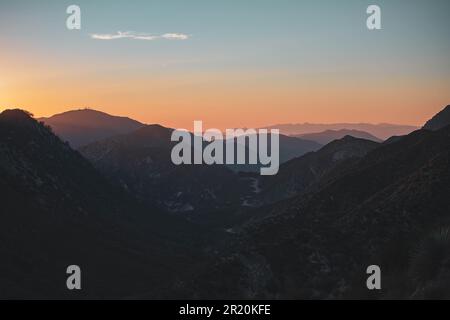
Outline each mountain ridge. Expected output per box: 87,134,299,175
423,105,450,131
293,129,382,144
263,122,418,140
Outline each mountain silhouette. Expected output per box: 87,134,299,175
423,105,450,131
256,135,380,203
0,109,201,298
79,125,321,214
79,125,254,222
294,129,382,145
264,122,418,140
184,106,450,299
269,134,322,164
2,104,450,299
226,133,321,173
39,109,144,148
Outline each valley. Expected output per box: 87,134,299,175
1,105,450,299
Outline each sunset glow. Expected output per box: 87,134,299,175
1,0,449,129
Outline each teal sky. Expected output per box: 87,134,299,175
1,0,450,128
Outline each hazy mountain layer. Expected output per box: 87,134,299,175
263,123,418,140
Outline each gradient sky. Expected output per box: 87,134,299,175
1,0,449,129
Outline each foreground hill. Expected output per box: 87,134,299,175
0,109,199,298
184,106,450,299
39,109,144,148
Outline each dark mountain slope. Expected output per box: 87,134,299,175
39,109,144,148
0,110,199,299
423,105,450,131
294,129,382,144
255,136,380,204
226,133,321,173
185,125,450,299
270,134,321,164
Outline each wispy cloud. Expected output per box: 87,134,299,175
90,31,189,41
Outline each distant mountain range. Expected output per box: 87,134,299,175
263,122,419,140
293,129,382,145
39,108,417,148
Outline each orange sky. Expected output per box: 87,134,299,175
2,1,450,130
1,64,449,130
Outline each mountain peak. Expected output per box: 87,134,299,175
1,108,33,118
322,134,380,151
40,108,143,126
423,105,450,131
341,134,359,141
39,108,144,148
0,109,36,127
294,129,382,145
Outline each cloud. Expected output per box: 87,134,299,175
90,31,189,41
161,33,189,40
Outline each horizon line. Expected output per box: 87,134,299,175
0,106,426,128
